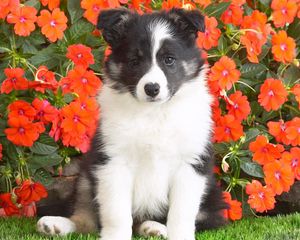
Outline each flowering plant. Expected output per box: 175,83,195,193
0,0,300,221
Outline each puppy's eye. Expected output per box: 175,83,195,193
164,56,175,66
128,58,139,67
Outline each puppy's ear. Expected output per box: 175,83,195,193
168,8,205,39
97,8,134,48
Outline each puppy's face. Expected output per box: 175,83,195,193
98,8,205,103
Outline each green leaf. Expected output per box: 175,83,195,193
28,153,63,169
240,158,264,178
288,18,300,45
66,20,94,42
38,133,58,146
30,142,58,155
283,65,300,87
22,40,38,54
204,2,230,18
33,169,54,186
243,128,260,148
24,0,41,10
218,35,228,55
29,44,60,69
240,63,268,79
63,93,76,103
68,0,84,24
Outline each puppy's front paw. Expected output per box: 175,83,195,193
37,216,76,236
100,227,132,240
137,220,168,238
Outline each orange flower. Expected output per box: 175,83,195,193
4,117,45,147
226,91,250,121
240,35,261,63
214,114,244,143
285,117,300,146
161,0,181,10
263,160,294,195
0,193,19,216
0,0,19,19
6,6,37,36
281,148,300,180
258,78,288,112
209,56,240,90
221,4,244,26
58,76,72,94
15,180,48,205
67,66,102,97
1,68,28,94
66,44,95,69
32,98,59,124
240,10,271,63
271,0,297,27
196,16,221,50
8,100,36,121
249,135,284,165
271,30,296,63
81,0,109,25
29,66,58,93
292,84,300,108
193,0,211,8
40,0,60,11
267,120,290,145
37,8,68,42
222,192,242,221
246,180,276,213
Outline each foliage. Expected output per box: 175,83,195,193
0,0,299,221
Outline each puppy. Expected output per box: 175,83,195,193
37,8,227,240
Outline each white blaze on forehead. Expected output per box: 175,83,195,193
136,21,172,102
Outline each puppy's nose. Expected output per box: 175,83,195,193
144,83,160,98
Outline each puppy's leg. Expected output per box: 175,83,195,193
167,164,207,240
95,163,133,240
135,220,168,238
37,174,97,236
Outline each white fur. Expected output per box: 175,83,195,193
137,220,168,238
95,64,212,239
136,21,172,102
37,216,76,236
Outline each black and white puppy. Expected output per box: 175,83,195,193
37,8,227,240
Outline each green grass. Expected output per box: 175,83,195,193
0,214,299,240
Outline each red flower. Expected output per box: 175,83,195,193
8,100,37,121
285,117,300,146
249,135,284,165
1,68,28,94
161,0,181,10
58,76,72,94
246,180,276,213
32,98,59,124
20,202,36,217
209,56,240,90
0,0,19,19
271,30,296,63
40,0,60,10
214,114,244,143
49,112,62,142
5,117,45,147
271,0,298,27
222,192,242,221
226,91,250,121
15,180,48,205
193,0,211,8
66,44,95,69
67,66,102,97
196,16,221,50
37,8,68,42
6,6,37,36
0,193,19,216
221,4,244,26
281,148,300,180
29,66,58,93
258,78,288,112
267,120,290,145
240,34,261,63
263,160,294,195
